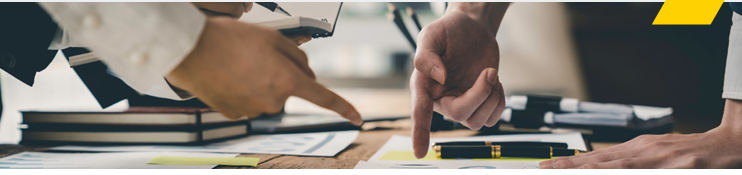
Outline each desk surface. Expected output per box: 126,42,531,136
0,119,623,169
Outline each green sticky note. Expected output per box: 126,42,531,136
147,156,260,166
379,151,552,161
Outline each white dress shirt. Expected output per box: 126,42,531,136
725,12,742,100
38,2,205,100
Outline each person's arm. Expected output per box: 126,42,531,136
538,99,742,168
410,2,510,158
38,2,206,96
538,11,742,169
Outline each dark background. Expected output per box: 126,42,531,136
568,2,732,133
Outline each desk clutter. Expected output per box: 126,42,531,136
431,95,675,142
6,95,667,169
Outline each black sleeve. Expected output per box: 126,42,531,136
0,2,60,86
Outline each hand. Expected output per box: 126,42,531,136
539,99,742,169
166,17,362,126
191,2,311,45
192,2,252,19
410,9,506,158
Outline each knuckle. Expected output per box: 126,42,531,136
413,56,427,68
684,156,701,168
466,121,484,130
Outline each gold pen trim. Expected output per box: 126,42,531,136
495,145,501,158
434,145,441,158
550,146,553,158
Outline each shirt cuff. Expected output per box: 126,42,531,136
38,2,206,95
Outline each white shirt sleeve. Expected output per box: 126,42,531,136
38,2,205,100
725,12,742,100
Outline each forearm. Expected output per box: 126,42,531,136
446,2,510,35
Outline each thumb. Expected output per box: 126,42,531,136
413,27,447,85
411,70,435,159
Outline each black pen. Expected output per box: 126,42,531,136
387,3,416,50
256,2,291,16
433,141,569,149
406,6,423,32
433,145,587,159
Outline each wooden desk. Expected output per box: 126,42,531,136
0,119,622,169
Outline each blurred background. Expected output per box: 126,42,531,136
0,2,732,143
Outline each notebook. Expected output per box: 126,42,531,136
240,2,342,38
21,107,248,126
20,107,251,145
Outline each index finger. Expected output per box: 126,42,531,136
292,76,362,126
410,70,435,159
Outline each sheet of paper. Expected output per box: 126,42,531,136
239,2,343,30
51,130,359,157
147,156,258,166
362,132,587,168
0,152,238,169
354,161,540,169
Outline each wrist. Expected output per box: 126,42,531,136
711,99,742,136
165,17,224,94
446,2,509,36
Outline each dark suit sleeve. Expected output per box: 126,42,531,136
0,2,60,86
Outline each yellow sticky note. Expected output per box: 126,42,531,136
379,150,442,160
147,156,260,166
379,151,552,161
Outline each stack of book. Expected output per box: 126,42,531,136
20,107,251,146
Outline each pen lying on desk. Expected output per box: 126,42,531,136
434,145,587,159
433,141,568,149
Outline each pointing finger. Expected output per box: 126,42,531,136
411,70,435,159
292,75,362,126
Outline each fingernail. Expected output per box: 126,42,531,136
352,113,363,126
486,69,497,85
430,65,445,84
